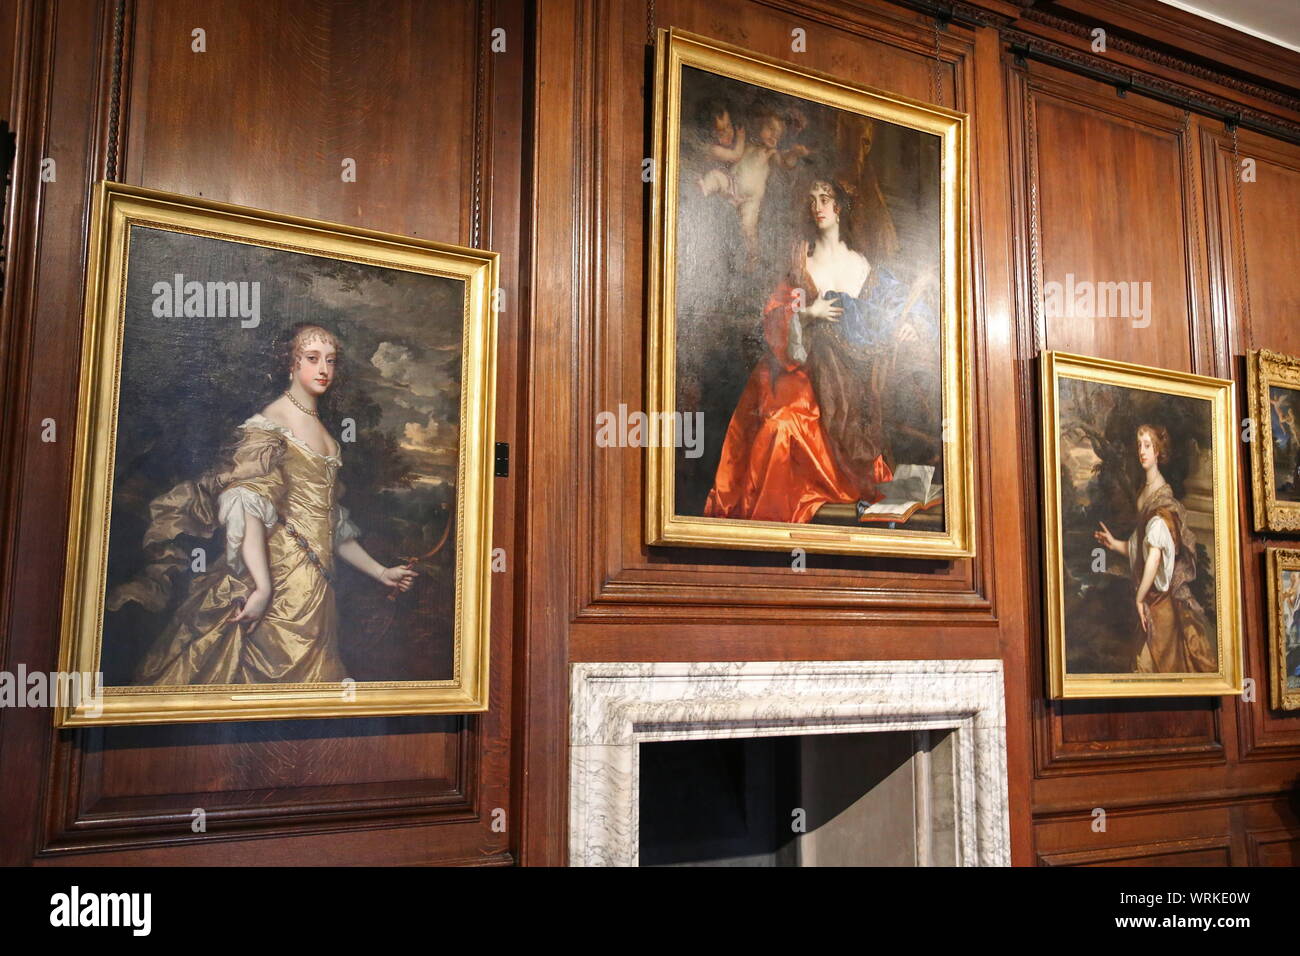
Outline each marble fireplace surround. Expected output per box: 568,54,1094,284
569,660,1010,866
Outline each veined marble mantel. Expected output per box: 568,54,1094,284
569,660,1010,866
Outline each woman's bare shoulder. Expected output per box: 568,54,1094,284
232,402,294,446
844,249,871,295
255,398,295,431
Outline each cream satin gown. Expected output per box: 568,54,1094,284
134,415,357,685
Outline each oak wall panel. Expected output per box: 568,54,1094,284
579,0,996,628
0,0,525,866
1024,73,1205,371
1007,12,1300,863
518,0,1038,865
5,0,1300,869
1034,802,1232,865
1205,127,1300,759
1016,62,1226,770
123,0,478,245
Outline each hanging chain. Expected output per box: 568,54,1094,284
931,19,943,108
105,0,126,181
1230,121,1255,349
1182,111,1206,351
646,0,656,46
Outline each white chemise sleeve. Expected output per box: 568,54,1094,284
1126,518,1176,593
217,486,278,576
1143,515,1176,592
788,309,807,364
333,503,361,547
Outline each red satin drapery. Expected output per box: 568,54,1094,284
703,280,891,524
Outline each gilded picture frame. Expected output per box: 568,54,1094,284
56,183,497,725
645,29,974,558
1247,348,1300,532
1266,547,1300,711
1041,351,1243,699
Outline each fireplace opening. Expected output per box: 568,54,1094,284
638,730,956,866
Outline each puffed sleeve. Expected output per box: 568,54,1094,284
1144,514,1176,592
332,503,361,546
215,427,287,575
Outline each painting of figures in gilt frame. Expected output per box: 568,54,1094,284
56,183,497,725
1266,548,1300,711
645,29,974,558
1263,546,1300,712
1040,351,1243,699
1248,349,1300,532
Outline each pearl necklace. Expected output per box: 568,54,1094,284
283,390,319,419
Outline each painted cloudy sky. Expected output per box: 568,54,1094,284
119,226,465,489
301,263,464,486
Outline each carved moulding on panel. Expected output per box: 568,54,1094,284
1037,834,1231,867
1002,29,1300,143
1018,5,1300,114
42,717,476,854
587,16,989,615
1037,697,1224,777
578,574,993,623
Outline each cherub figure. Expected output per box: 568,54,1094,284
1281,570,1300,633
734,107,810,261
1270,390,1300,489
1270,390,1299,450
696,98,747,199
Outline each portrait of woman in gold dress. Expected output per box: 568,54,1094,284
1052,369,1228,685
57,188,495,724
111,324,418,685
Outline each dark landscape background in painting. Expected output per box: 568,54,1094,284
1057,378,1218,674
1269,384,1300,502
672,66,943,520
102,226,463,684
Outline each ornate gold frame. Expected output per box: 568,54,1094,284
56,183,498,725
1247,349,1300,532
644,29,975,558
1040,351,1244,699
1266,548,1300,711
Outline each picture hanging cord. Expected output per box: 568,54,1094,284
646,0,656,46
931,17,943,109
1229,120,1255,350
105,0,126,182
1182,110,1205,359
470,0,490,251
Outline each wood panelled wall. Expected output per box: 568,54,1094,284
2,0,1298,866
0,0,526,865
521,0,1300,867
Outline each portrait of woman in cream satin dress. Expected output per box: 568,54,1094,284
113,324,418,685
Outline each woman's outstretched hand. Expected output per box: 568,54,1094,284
380,566,419,592
1094,522,1119,551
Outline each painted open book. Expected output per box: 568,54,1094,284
857,464,943,524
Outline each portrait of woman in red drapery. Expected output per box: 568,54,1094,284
703,177,935,524
668,63,946,535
